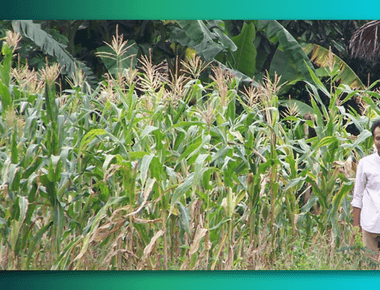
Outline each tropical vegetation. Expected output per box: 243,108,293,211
1,20,380,270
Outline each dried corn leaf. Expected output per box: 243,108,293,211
141,230,165,261
189,227,208,256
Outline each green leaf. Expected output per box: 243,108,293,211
316,136,337,149
301,193,319,213
175,20,224,61
330,182,354,225
177,140,202,165
279,99,314,117
80,196,127,248
302,43,365,89
27,221,53,261
51,236,81,270
269,49,303,88
258,20,316,86
129,151,150,160
96,41,138,76
9,196,29,253
140,154,154,187
13,20,96,84
177,20,212,44
193,154,209,187
209,217,231,231
305,64,330,98
341,129,372,149
176,201,191,236
140,125,159,140
231,22,257,78
8,163,20,194
170,173,194,211
53,200,65,253
18,196,28,223
0,42,12,87
102,154,116,171
79,129,106,151
11,126,18,164
211,145,231,163
165,121,205,132
0,82,11,114
207,21,237,52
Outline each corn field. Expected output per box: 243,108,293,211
1,29,380,270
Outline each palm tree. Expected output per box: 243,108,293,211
349,20,380,60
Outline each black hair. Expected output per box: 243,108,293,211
371,119,380,137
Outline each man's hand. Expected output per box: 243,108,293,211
353,207,361,229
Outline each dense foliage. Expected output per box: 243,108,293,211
1,23,380,269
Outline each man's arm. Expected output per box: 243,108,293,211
353,206,361,231
352,159,364,232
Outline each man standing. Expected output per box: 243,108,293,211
352,119,380,253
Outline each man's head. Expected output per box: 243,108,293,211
371,119,380,154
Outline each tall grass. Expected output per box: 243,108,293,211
0,29,379,270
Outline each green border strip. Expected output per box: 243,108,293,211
1,0,380,19
0,271,378,290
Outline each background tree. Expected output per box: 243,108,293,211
2,19,378,123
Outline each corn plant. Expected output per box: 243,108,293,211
1,28,380,270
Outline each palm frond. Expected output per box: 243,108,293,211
302,43,365,89
12,20,96,86
349,20,380,60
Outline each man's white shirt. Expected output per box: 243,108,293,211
352,152,380,233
